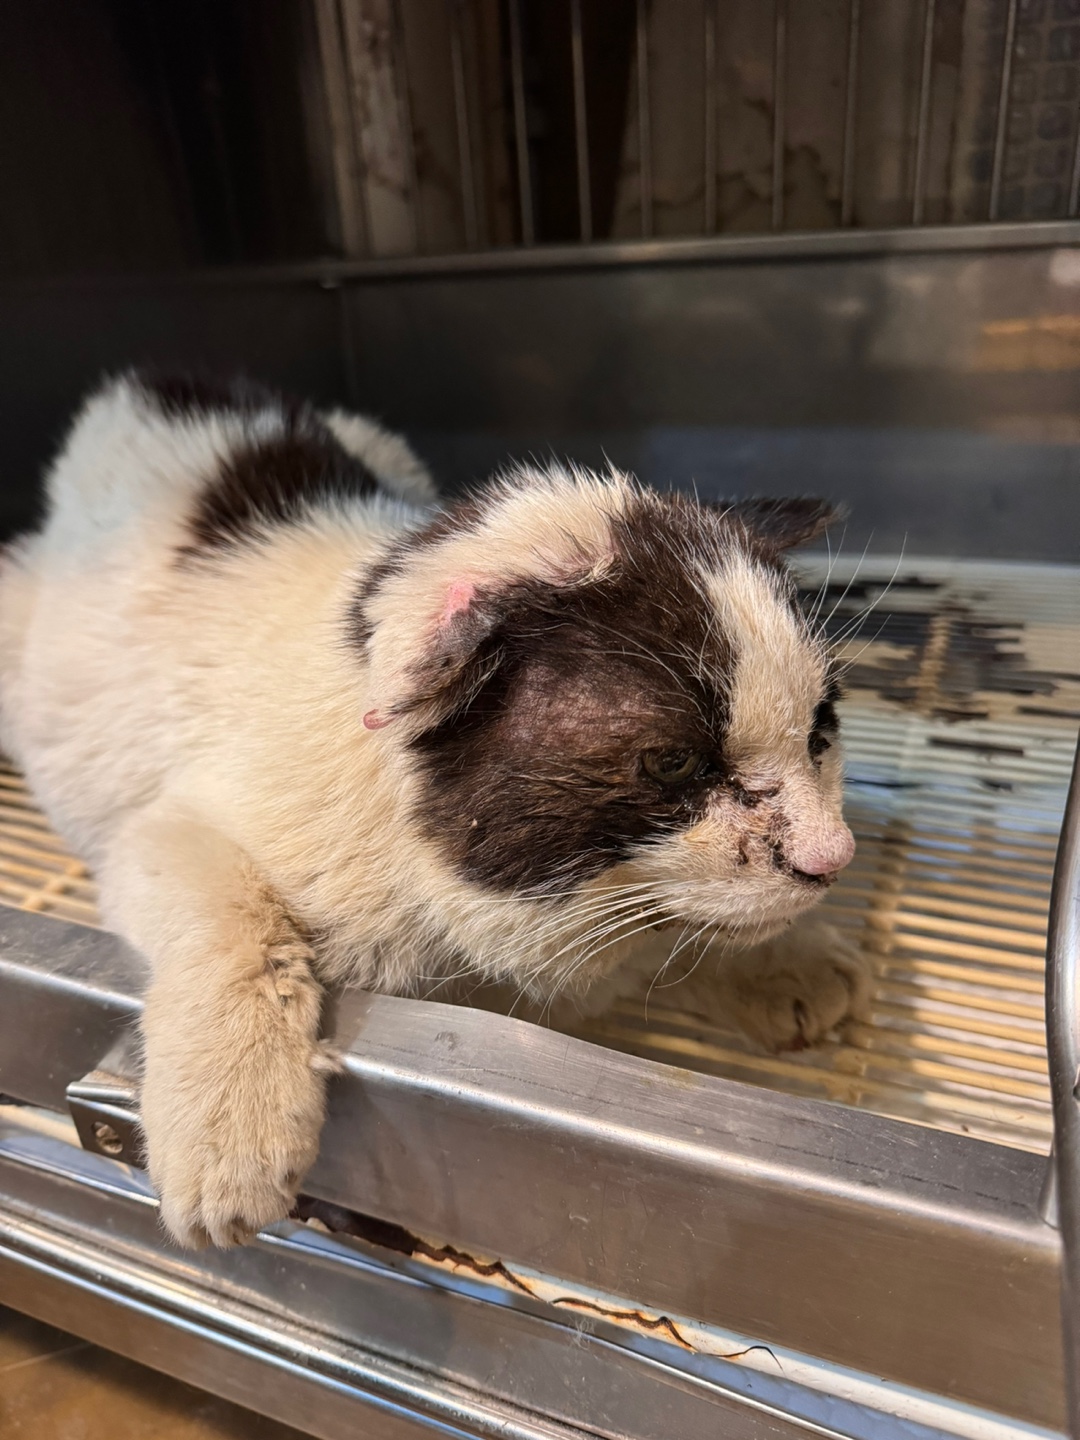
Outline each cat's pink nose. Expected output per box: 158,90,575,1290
787,824,855,877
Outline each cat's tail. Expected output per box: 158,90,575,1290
41,373,231,542
321,409,436,507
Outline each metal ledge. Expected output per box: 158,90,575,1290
3,220,1079,294
0,905,1065,1430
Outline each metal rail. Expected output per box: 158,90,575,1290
449,0,479,250
839,0,861,227
507,0,534,245
771,0,787,231
988,0,1019,222
0,905,1064,1428
569,0,592,243
911,0,936,226
1047,733,1080,1439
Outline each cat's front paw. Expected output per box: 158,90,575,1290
150,1108,319,1249
721,921,871,1053
141,940,331,1248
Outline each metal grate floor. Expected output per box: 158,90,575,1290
0,558,1075,1154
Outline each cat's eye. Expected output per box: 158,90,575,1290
809,695,839,761
643,750,703,784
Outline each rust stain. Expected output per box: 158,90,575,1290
294,1194,778,1362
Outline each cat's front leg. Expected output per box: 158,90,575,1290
591,919,871,1053
713,919,871,1052
99,803,334,1247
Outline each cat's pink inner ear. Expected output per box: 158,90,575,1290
439,579,476,627
363,709,392,730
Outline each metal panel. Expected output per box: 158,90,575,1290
0,916,1064,1428
0,228,1077,554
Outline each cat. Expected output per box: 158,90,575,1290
0,371,867,1248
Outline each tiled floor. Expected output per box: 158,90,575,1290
0,1305,308,1439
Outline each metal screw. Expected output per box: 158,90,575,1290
91,1120,124,1156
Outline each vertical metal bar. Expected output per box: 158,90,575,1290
449,0,480,249
507,0,535,244
1069,109,1080,218
1045,736,1080,1440
636,0,652,238
911,0,936,225
771,0,787,231
840,0,861,227
388,0,422,253
703,0,718,235
570,0,592,241
988,0,1019,221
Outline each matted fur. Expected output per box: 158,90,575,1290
0,372,865,1248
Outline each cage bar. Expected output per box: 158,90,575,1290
388,0,422,253
703,2,718,235
1069,112,1080,219
570,0,592,242
508,0,535,244
840,0,861,227
636,0,653,238
911,0,936,226
988,0,1019,221
449,0,479,249
771,0,787,231
312,0,370,258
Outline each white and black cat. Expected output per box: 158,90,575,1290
0,372,866,1248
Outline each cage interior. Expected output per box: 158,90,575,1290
1,554,1073,1156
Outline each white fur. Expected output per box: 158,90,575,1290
0,380,863,1246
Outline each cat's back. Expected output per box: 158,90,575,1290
0,371,434,859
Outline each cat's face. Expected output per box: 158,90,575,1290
358,468,853,970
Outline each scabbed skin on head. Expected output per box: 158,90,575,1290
355,465,854,984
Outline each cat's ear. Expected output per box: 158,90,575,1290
363,575,516,731
358,475,617,731
727,496,843,551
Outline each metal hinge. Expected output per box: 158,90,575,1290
66,1041,143,1166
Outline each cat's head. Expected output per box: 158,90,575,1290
356,466,852,981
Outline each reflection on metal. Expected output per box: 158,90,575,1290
771,0,787,233
911,0,936,227
508,0,534,246
840,0,861,227
1047,737,1080,1436
635,0,652,239
570,0,591,244
989,0,1019,223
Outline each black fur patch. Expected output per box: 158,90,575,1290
138,370,383,558
137,370,289,422
183,427,380,555
408,493,740,893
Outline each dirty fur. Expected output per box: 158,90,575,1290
0,372,866,1248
